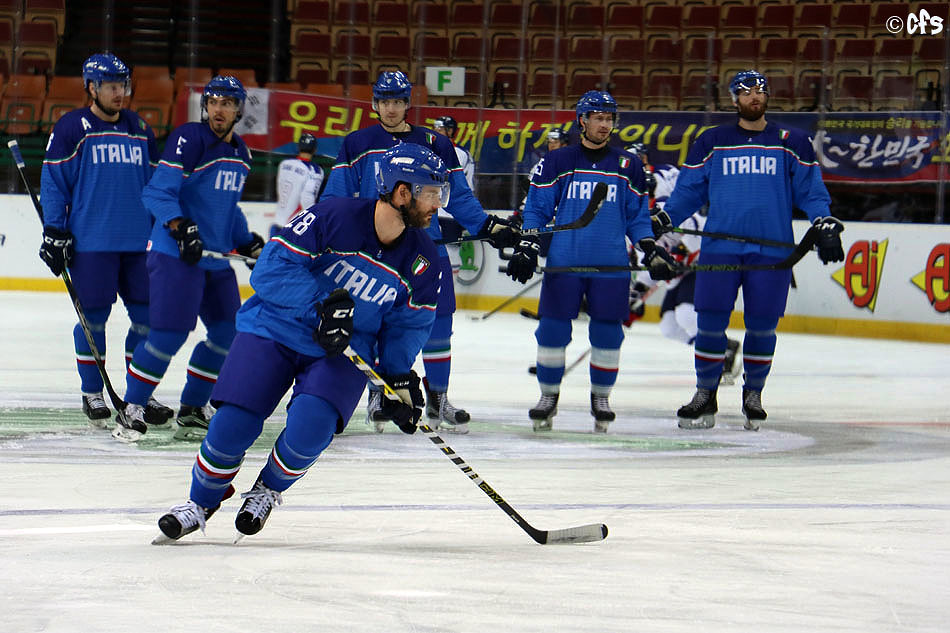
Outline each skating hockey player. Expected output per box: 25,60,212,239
270,133,324,236
506,90,677,433
432,115,475,190
154,143,443,543
115,75,264,442
39,53,171,427
321,71,520,434
657,69,844,431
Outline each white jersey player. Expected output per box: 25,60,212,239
272,133,324,236
432,116,475,190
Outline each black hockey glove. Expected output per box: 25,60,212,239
313,288,355,357
650,209,673,237
236,232,265,269
39,226,73,276
505,235,540,284
508,211,524,230
480,215,521,250
638,238,681,282
813,216,845,264
629,280,651,318
168,218,203,265
379,370,424,434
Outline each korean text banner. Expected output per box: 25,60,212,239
174,88,950,182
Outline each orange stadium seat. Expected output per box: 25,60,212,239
218,68,257,88
304,82,343,98
41,75,85,132
131,77,174,137
174,66,212,98
1,74,46,134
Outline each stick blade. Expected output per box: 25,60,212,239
543,523,608,544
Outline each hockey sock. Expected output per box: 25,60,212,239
180,320,235,407
742,314,779,391
588,319,623,396
694,310,731,390
421,314,452,393
190,403,263,509
73,306,110,393
535,317,572,393
124,302,149,368
259,394,336,493
125,328,189,406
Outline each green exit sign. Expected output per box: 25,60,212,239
425,66,464,96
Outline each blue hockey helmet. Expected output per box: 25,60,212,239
375,142,450,207
729,69,769,103
373,71,412,103
433,115,457,136
298,133,317,154
575,90,617,124
625,142,648,159
201,75,247,122
547,128,569,144
81,53,131,95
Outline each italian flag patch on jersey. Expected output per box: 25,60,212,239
780,129,789,140
619,156,630,169
412,255,430,275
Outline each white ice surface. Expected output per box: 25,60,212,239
1,290,948,633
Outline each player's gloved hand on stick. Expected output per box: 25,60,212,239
379,370,424,434
480,215,521,250
637,238,681,281
508,211,523,230
313,288,355,357
237,232,265,269
629,280,651,318
168,218,203,265
650,210,673,238
813,216,845,264
505,235,540,284
39,226,73,276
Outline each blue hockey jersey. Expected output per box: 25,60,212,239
663,122,831,258
320,124,488,254
237,197,439,374
524,144,652,277
40,107,158,252
142,122,254,270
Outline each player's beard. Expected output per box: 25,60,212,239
399,197,433,229
93,96,121,118
737,98,767,122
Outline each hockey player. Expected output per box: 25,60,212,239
432,115,475,190
270,133,324,237
115,76,265,442
321,71,520,434
657,69,844,431
505,90,678,433
39,53,171,427
154,143,444,543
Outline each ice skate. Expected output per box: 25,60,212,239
366,389,387,433
174,403,213,441
234,478,282,540
529,393,558,432
144,396,174,426
81,392,111,428
720,339,742,386
111,402,147,442
425,379,470,434
741,387,766,431
590,393,615,433
677,388,717,430
153,484,235,544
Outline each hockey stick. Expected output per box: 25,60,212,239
202,249,257,265
469,276,542,321
541,226,818,275
661,226,796,250
7,139,129,419
436,181,608,245
345,346,608,545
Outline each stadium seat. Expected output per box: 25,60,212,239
346,83,373,102
334,32,371,66
489,3,524,31
373,1,409,33
15,22,58,71
295,65,330,85
532,36,569,69
290,1,330,44
174,66,213,98
794,72,832,111
1,74,46,134
834,3,871,38
452,33,486,66
333,1,370,34
0,18,12,63
608,37,644,74
604,3,641,36
643,5,682,37
642,38,682,76
680,73,717,111
374,33,411,74
528,1,567,34
15,52,53,75
869,2,909,36
837,39,876,76
566,2,605,34
642,72,681,111
41,75,84,132
834,74,873,111
449,2,486,36
607,71,642,110
131,77,174,138
293,31,332,74
567,68,603,102
798,39,836,79
569,36,607,74
757,4,793,37
759,38,798,75
795,4,834,38
335,65,370,91
718,5,756,37
24,0,66,36
412,1,448,34
873,74,916,110
875,39,914,76
218,68,257,88
682,5,720,36
764,74,795,111
526,69,566,108
303,82,344,98
133,65,172,85
683,36,721,76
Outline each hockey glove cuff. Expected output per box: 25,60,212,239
650,210,673,238
168,218,204,265
505,236,541,284
379,371,424,434
481,215,521,250
39,226,73,276
638,238,681,282
313,288,355,357
813,216,845,264
629,280,651,318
